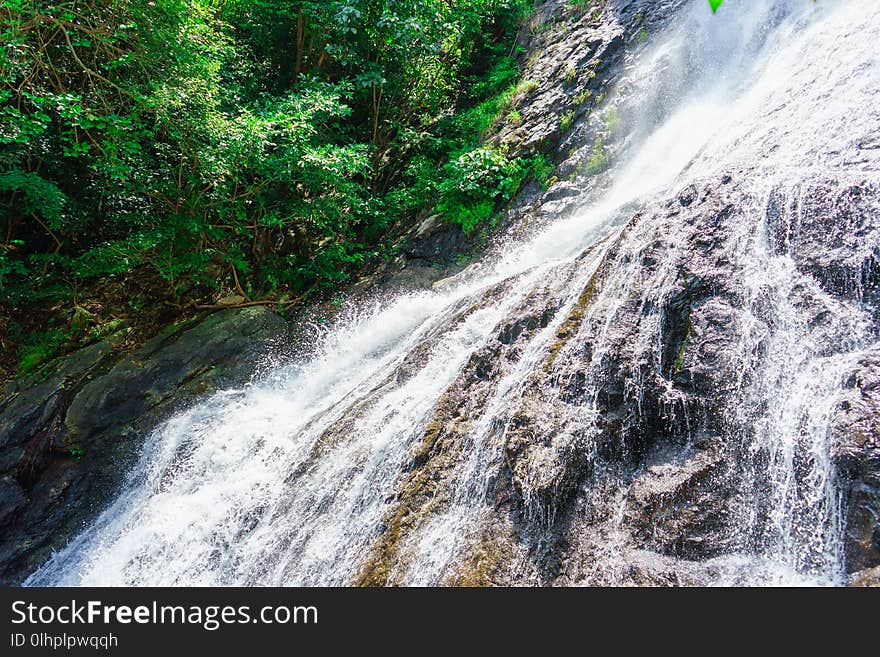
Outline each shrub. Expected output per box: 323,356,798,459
560,111,576,132
584,137,610,175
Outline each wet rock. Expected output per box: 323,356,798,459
830,349,880,572
403,219,474,265
779,179,880,304
614,550,714,587
0,476,26,526
675,298,740,394
0,307,288,584
360,161,880,585
848,565,880,587
540,181,586,204
625,447,734,559
0,341,111,453
64,307,287,437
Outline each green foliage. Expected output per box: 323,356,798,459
438,148,551,232
515,79,539,96
443,201,495,234
531,155,554,186
560,111,575,132
453,65,537,140
0,171,66,226
583,136,610,175
604,105,621,134
444,148,522,200
439,147,521,231
1,0,535,327
0,250,27,290
573,89,592,107
17,327,72,375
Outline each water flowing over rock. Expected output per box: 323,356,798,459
0,308,287,584
8,0,880,586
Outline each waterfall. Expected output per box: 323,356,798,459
28,0,880,586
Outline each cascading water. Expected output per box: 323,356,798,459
709,181,870,586
28,0,880,586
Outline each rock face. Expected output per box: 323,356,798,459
351,167,880,586
0,307,287,584
342,0,880,586
849,565,880,587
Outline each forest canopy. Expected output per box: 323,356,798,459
0,0,540,374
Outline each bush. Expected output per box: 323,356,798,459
438,148,553,232
584,137,610,175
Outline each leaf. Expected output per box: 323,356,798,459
708,0,724,12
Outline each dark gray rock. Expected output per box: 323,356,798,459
345,10,880,577
402,218,475,265
0,476,27,526
771,179,880,305
353,163,880,586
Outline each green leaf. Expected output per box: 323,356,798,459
708,0,724,12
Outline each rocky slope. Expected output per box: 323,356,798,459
3,0,879,586
0,308,287,584
341,0,880,586
342,167,879,586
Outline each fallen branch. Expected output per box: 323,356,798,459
193,296,303,311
